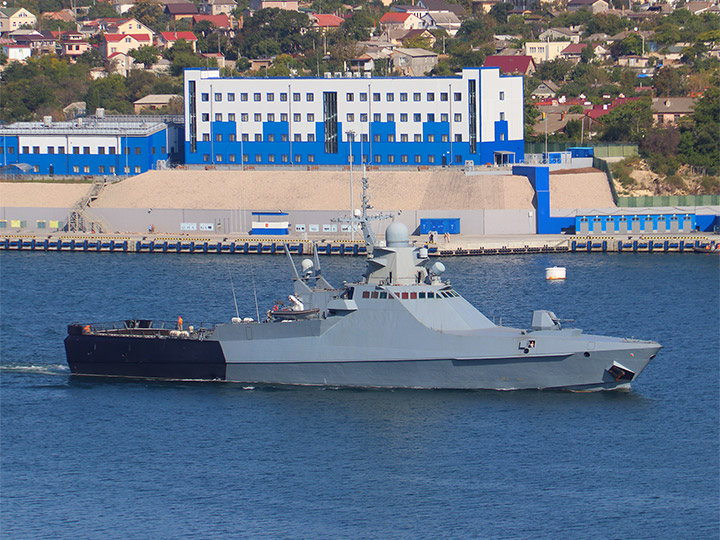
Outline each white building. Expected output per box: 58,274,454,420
183,67,524,167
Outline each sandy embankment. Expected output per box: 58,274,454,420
0,168,615,212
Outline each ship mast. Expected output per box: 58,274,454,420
335,165,395,252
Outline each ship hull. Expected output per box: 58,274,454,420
65,331,659,391
64,333,226,381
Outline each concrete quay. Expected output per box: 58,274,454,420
0,231,717,256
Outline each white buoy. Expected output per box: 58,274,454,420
546,266,566,280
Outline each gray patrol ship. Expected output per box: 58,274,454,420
66,181,660,391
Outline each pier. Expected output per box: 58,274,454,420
0,232,716,256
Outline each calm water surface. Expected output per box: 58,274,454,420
1,251,718,539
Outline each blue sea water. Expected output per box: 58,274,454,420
1,250,718,540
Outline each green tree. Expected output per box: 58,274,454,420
85,74,132,114
127,0,168,33
598,99,653,141
653,66,684,97
129,45,160,68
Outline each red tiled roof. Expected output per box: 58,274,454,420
192,14,231,27
483,55,534,74
160,31,198,41
380,12,413,23
313,13,344,27
104,33,151,42
561,43,589,54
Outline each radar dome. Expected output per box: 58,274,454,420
385,222,410,247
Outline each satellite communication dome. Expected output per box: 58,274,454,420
385,222,410,247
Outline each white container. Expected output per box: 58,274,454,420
545,266,566,280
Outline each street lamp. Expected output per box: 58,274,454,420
346,130,355,241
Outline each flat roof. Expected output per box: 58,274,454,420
0,119,168,136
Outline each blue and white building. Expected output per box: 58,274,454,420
0,114,183,176
183,67,524,168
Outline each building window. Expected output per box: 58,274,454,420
216,154,223,162
413,134,421,142
124,166,130,173
203,133,210,141
125,147,130,155
454,113,462,122
500,133,505,141
135,166,141,173
374,154,381,163
73,165,79,172
360,113,368,122
241,93,248,101
347,92,354,101
306,93,314,102
254,113,261,122
228,93,235,101
441,92,448,101
294,134,301,142
360,92,367,102
255,134,262,141
242,134,249,142
161,146,166,153
152,147,157,154
84,165,90,173
388,155,395,163
293,113,301,122
281,154,288,163
307,113,314,122
229,154,236,162
7,147,14,154
427,92,434,101
215,93,221,101
48,147,54,154
229,113,236,122
373,113,380,122
428,134,435,142
374,134,381,142
268,113,275,122
388,134,395,142
294,154,301,162
441,113,448,122
268,134,275,142
255,154,261,162
323,91,338,154
428,113,435,122
82,146,89,154
401,134,408,142
499,91,505,100
267,93,274,101
213,134,222,143
252,93,259,101
499,112,505,121
33,146,40,154
293,93,300,101
268,154,275,163
414,92,421,101
202,113,209,121
401,155,408,163
229,134,236,141
415,155,421,163
280,93,287,102
387,113,394,122
400,113,408,122
201,93,209,101
441,134,448,142
22,146,29,153
454,92,461,101
109,166,115,173
414,113,421,122
109,147,115,154
308,134,315,142
243,154,249,162
429,155,435,163
281,134,288,142
400,93,407,101
347,113,354,122
308,154,314,163
33,165,39,172
386,93,394,102
373,93,380,102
